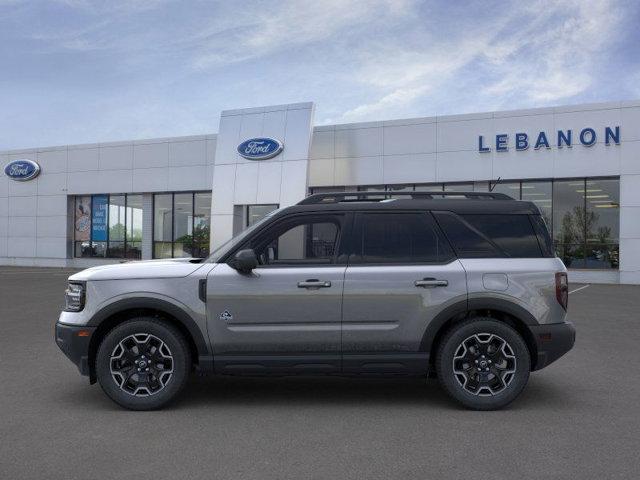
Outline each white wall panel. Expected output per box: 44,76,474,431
437,151,492,182
8,178,37,196
334,156,383,186
7,237,36,257
437,118,494,152
99,144,133,170
37,172,67,195
335,127,382,158
233,162,259,204
8,196,36,216
211,164,236,215
554,108,622,143
167,165,208,191
282,106,315,162
206,138,217,165
37,216,67,237
492,147,554,180
620,107,640,142
37,149,67,173
134,142,169,169
553,142,620,178
620,140,640,175
68,169,133,194
133,167,169,192
214,114,243,165
37,195,67,217
309,130,334,160
262,110,287,144
383,153,437,185
279,160,308,206
68,147,99,171
383,123,436,155
169,140,206,166
8,217,36,237
308,158,335,186
36,237,67,258
256,162,283,204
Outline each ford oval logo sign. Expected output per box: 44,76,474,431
4,159,41,181
237,138,283,160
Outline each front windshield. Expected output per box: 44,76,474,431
205,208,281,263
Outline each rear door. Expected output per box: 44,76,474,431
341,211,467,373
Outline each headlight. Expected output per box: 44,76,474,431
65,282,85,312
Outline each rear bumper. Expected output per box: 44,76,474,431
55,322,96,376
530,321,576,371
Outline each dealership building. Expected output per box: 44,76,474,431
1,100,639,284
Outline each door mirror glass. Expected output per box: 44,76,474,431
232,249,258,273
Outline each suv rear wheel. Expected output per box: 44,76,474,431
436,318,530,410
96,318,191,410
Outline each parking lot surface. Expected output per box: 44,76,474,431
1,267,639,479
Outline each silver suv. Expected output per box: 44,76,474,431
55,191,575,410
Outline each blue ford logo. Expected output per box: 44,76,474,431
4,159,41,181
237,138,283,160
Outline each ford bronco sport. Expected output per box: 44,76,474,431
55,191,575,410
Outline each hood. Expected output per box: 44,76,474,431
69,258,206,281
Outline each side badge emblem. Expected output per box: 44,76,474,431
219,310,233,322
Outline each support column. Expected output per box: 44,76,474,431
142,193,153,260
210,102,315,250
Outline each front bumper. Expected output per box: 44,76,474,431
55,322,96,376
530,321,576,371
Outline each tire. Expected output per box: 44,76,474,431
96,317,191,410
436,318,530,410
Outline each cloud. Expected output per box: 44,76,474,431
334,0,626,122
191,0,415,70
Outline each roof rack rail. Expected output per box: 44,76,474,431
298,191,513,205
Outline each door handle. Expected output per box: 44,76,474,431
415,278,448,288
297,279,332,289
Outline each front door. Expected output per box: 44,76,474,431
341,211,468,373
206,213,348,374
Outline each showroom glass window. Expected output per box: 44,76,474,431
74,194,143,259
247,204,279,227
309,177,619,270
153,192,211,259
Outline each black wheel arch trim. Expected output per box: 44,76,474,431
420,297,539,353
87,297,211,356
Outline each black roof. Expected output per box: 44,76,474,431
283,191,541,215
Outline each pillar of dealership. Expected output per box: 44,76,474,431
1,99,639,284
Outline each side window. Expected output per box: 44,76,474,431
434,212,543,258
352,213,454,264
461,214,542,258
433,212,501,258
249,217,340,266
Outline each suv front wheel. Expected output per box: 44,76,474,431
436,318,530,410
96,318,191,410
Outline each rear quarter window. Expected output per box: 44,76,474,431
434,212,544,258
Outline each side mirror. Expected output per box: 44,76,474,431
232,249,258,273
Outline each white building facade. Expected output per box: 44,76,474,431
2,100,639,284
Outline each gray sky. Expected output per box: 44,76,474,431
1,0,638,150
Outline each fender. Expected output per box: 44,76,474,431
88,297,211,358
419,297,539,353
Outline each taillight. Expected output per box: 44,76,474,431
555,272,568,310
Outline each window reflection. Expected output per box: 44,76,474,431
74,193,144,259
489,181,520,200
153,192,212,259
521,181,552,230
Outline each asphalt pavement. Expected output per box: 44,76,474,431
1,267,639,479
